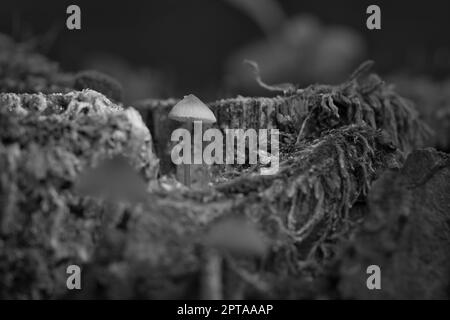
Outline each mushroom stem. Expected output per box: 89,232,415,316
184,120,192,187
194,120,209,188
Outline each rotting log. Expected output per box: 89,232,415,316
136,71,428,174
0,89,160,299
0,89,159,179
0,68,438,299
58,124,405,299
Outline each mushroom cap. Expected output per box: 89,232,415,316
168,94,217,123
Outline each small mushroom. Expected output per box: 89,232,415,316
200,217,269,299
168,94,216,187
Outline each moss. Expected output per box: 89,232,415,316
0,89,160,298
74,70,123,103
137,65,429,178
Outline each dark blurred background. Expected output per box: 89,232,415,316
1,0,449,103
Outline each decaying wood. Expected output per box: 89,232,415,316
0,66,440,299
0,90,160,298
136,70,428,174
